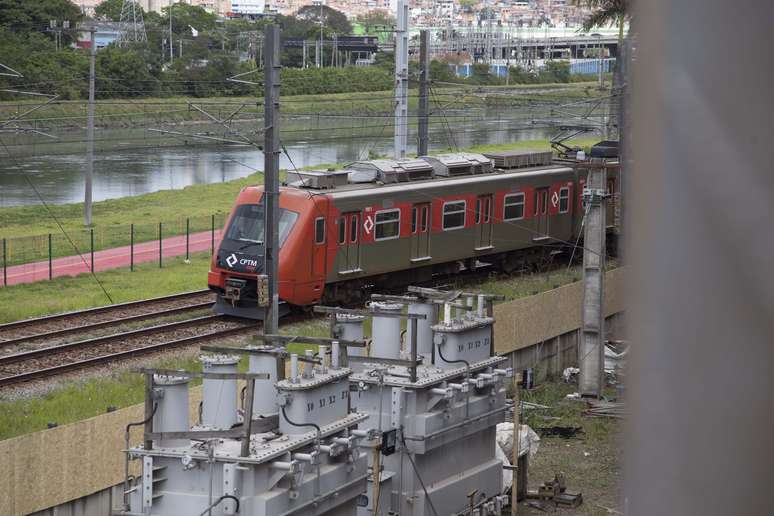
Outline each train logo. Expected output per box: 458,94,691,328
225,254,238,267
363,215,374,235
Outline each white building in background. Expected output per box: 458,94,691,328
230,0,266,15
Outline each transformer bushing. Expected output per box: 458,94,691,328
369,302,403,359
201,354,239,430
247,345,282,416
334,313,366,357
152,374,190,449
407,301,435,363
350,305,512,516
126,353,373,516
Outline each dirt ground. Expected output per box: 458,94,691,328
515,382,623,516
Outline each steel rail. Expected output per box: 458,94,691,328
0,325,256,388
0,314,230,367
0,289,212,332
0,301,214,348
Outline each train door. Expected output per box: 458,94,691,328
410,203,431,261
337,212,361,273
475,195,493,250
606,177,616,228
313,216,327,277
533,187,550,239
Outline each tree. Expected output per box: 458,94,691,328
572,0,629,42
161,3,217,36
542,61,571,83
94,0,128,22
356,10,394,31
0,0,82,33
296,5,351,35
96,45,158,97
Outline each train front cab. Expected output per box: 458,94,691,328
207,187,328,319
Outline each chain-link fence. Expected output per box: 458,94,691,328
1,212,229,286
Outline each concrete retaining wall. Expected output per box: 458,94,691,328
1,268,625,515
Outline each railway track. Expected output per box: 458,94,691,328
0,315,257,388
0,290,215,349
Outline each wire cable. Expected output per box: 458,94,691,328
0,136,114,303
399,430,440,516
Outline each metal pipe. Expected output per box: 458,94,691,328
290,353,298,382
331,341,340,369
304,349,314,378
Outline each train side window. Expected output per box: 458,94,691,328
559,187,570,213
338,217,346,244
420,206,428,232
503,193,525,220
484,197,491,223
350,214,358,243
375,209,401,241
411,207,418,233
541,190,548,214
443,201,466,230
315,217,325,244
475,199,481,224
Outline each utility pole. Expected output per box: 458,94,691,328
263,24,281,334
417,29,430,156
394,0,409,159
85,28,96,226
169,0,174,62
578,158,608,398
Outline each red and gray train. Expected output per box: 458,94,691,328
208,144,619,318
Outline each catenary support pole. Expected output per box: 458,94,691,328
579,161,607,397
417,29,430,156
263,23,281,334
48,233,52,280
90,228,94,272
211,214,215,254
185,217,190,262
2,238,6,286
394,0,409,159
84,28,96,226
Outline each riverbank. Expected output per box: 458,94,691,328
0,82,604,131
0,138,598,244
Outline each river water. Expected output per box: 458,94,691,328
0,109,556,206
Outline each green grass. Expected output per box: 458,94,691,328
0,314,333,440
0,251,212,323
0,83,604,130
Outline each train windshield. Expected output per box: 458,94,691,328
224,204,299,248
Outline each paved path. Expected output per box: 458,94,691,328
1,230,222,287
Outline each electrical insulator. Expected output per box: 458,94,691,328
256,274,269,307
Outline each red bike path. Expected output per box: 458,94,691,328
1,230,222,287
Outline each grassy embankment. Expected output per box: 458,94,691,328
0,261,585,440
519,382,622,515
0,82,604,130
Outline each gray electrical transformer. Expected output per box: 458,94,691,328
118,287,513,516
340,291,512,516
121,348,373,516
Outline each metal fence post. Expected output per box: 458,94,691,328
130,224,134,272
2,238,6,286
211,214,215,255
48,233,52,280
158,222,163,268
185,217,190,262
90,228,94,272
